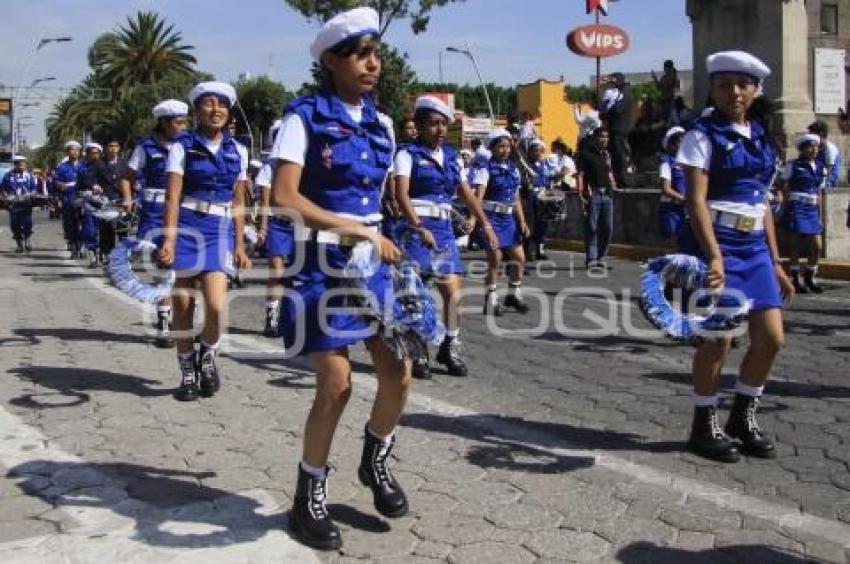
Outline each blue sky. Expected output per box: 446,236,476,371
1,0,692,144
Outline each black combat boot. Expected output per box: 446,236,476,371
173,353,200,402
802,268,823,294
15,238,24,253
687,405,740,463
436,336,468,377
536,243,549,261
725,393,776,459
790,268,808,294
412,348,432,380
197,344,221,397
483,289,503,316
263,304,280,338
358,425,409,518
24,238,32,252
289,465,341,551
504,284,530,313
155,310,174,349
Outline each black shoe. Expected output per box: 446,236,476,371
24,238,32,252
412,350,432,380
504,292,530,314
791,271,808,294
263,305,279,338
198,346,221,397
155,312,175,349
436,336,468,377
687,405,740,463
290,465,342,551
483,292,503,316
536,245,549,261
725,393,776,459
174,354,200,402
803,270,823,294
15,240,23,253
358,425,408,518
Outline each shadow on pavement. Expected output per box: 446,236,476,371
328,504,391,533
615,540,807,563
644,371,850,401
400,412,681,475
14,327,145,345
8,365,173,406
7,460,284,549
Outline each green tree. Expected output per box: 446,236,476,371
283,0,467,35
235,76,294,151
94,11,197,92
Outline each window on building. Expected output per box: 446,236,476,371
821,3,839,35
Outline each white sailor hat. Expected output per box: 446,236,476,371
189,81,237,107
459,149,473,158
413,95,454,123
152,99,189,119
706,50,771,83
11,154,27,162
662,126,686,151
309,7,380,61
529,138,546,150
249,159,263,169
795,133,820,149
487,128,512,147
84,142,103,152
64,140,81,150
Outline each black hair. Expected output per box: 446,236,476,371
319,33,381,90
808,120,828,137
470,138,482,150
413,107,448,126
593,126,609,138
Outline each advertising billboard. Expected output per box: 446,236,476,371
0,98,12,154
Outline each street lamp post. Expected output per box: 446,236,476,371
446,43,495,122
29,76,56,87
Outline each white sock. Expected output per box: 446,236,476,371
693,393,719,407
178,351,194,362
508,282,522,297
201,340,220,351
735,381,764,398
446,329,460,339
805,264,818,273
157,305,171,314
300,460,327,478
367,425,393,445
266,300,280,309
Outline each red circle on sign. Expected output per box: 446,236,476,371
567,24,630,58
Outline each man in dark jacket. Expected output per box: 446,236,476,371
600,72,634,188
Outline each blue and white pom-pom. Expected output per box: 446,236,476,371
107,238,175,303
639,254,750,343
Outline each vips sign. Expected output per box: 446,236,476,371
566,24,630,58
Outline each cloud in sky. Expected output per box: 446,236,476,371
2,0,692,144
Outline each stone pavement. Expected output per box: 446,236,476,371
0,211,848,563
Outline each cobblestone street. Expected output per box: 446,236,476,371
1,212,849,563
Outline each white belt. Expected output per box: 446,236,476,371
295,224,380,247
711,209,764,232
413,204,451,220
142,188,166,203
180,197,232,217
789,192,819,205
482,200,514,215
59,182,76,190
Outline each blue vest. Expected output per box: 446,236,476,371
531,159,552,190
1,171,36,195
407,142,461,206
286,91,392,220
179,131,243,204
662,153,686,196
788,158,824,195
137,136,172,190
53,160,80,187
816,143,842,188
484,159,521,205
691,113,775,206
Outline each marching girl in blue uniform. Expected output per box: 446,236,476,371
394,95,498,379
657,126,687,244
472,129,531,316
54,141,83,256
1,156,38,253
526,138,555,261
381,115,417,246
77,142,113,267
677,51,794,463
120,100,190,348
158,82,252,402
781,133,826,294
269,8,411,550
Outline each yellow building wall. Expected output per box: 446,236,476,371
517,79,586,152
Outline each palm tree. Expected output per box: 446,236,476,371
96,11,197,92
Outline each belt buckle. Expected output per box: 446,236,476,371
196,200,211,214
500,204,511,214
735,215,756,232
337,233,359,247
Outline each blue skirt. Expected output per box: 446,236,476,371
681,224,782,312
783,201,822,235
279,243,394,355
475,209,521,251
173,209,235,276
658,203,686,240
402,217,463,276
137,202,165,246
266,217,294,260
382,215,405,244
